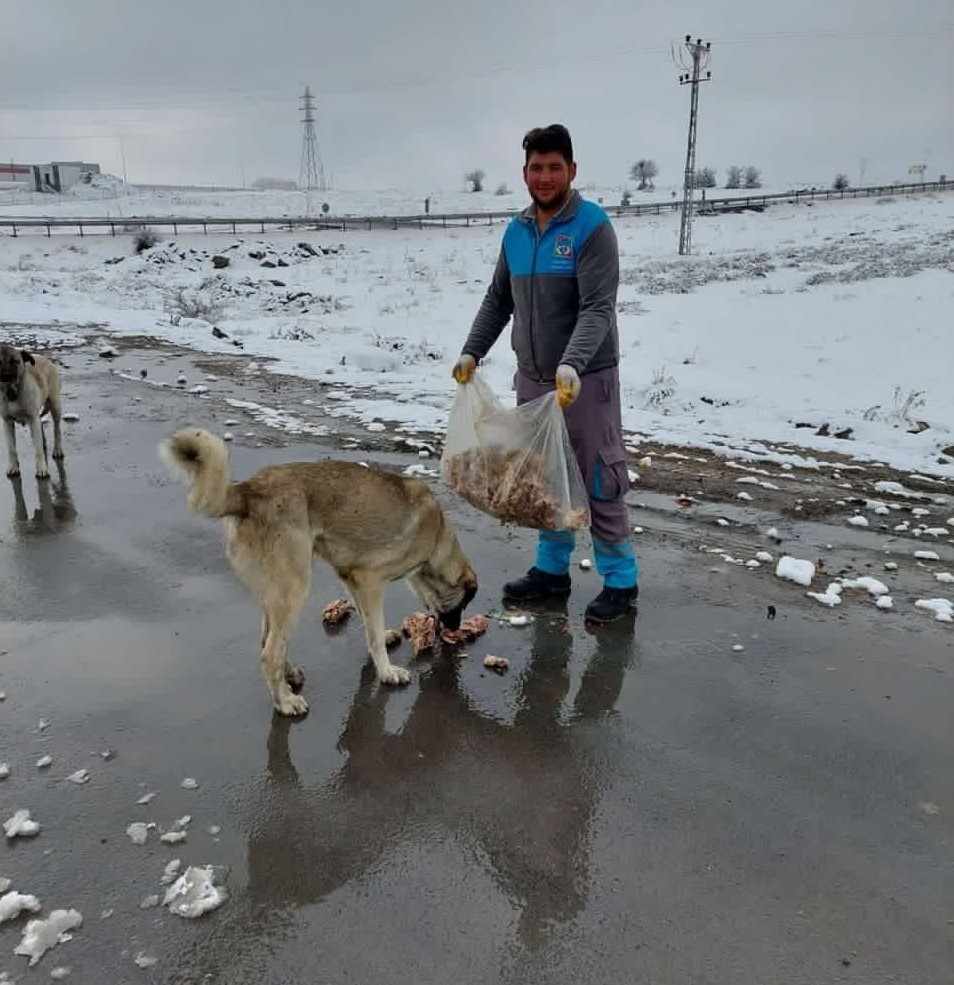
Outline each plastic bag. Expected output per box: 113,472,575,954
441,373,590,531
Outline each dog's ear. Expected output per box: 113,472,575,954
20,350,35,365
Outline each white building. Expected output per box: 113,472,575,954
0,161,101,192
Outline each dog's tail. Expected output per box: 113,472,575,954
159,428,247,519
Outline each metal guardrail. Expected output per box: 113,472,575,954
0,180,949,238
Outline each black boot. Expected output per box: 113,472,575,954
502,567,571,602
584,585,639,623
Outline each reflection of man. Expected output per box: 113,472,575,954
452,124,638,623
237,607,636,958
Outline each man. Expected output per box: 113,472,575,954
452,124,638,623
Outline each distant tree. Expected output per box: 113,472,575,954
629,159,658,191
725,165,743,189
620,190,633,207
465,169,486,193
494,182,510,196
743,166,762,189
692,167,717,189
832,173,850,191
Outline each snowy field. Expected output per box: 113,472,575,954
0,188,952,477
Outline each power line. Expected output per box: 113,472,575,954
298,85,325,192
675,36,712,256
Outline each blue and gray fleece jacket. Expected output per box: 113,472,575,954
462,190,619,382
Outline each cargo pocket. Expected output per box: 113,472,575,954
591,449,629,502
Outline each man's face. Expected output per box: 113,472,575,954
523,151,577,211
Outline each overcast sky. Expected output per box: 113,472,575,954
2,0,951,192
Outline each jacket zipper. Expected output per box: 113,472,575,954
528,220,541,379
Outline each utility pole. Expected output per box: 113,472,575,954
675,36,712,256
299,85,326,192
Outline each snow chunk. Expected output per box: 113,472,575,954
134,953,158,970
159,831,187,845
51,966,71,980
755,551,774,563
935,572,954,584
180,777,199,789
775,556,815,587
125,822,149,845
914,550,940,561
874,481,922,499
14,909,82,966
65,770,90,785
884,561,899,571
136,792,157,805
160,859,182,886
841,576,890,597
163,865,229,918
875,596,894,611
0,763,10,780
807,583,843,607
846,515,869,528
915,598,953,623
36,755,52,770
4,810,40,839
0,891,42,924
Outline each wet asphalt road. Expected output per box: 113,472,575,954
0,345,952,984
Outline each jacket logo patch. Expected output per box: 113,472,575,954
554,234,574,258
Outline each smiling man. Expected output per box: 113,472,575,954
452,124,638,624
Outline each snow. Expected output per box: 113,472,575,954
936,572,954,584
0,763,10,780
35,755,52,769
847,516,869,528
125,822,149,845
914,550,940,561
180,777,199,789
808,584,843,607
159,831,187,845
136,792,157,805
841,576,890,597
915,598,953,623
4,810,40,839
65,770,90,785
755,551,774,563
161,859,182,886
0,892,42,924
876,596,894,611
163,866,229,918
2,193,953,475
776,556,816,587
14,909,82,966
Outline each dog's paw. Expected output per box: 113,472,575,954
5,467,20,479
284,665,305,691
52,449,65,460
275,692,309,717
35,468,50,480
378,664,412,687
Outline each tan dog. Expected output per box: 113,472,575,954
0,345,65,480
160,428,478,716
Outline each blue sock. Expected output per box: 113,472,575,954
535,529,575,575
593,539,638,589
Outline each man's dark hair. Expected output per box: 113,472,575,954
522,124,573,164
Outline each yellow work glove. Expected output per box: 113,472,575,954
555,364,581,407
452,354,477,384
